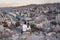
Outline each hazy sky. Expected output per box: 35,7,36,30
0,0,60,7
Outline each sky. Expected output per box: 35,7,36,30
0,0,60,7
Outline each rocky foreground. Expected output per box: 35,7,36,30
0,28,60,40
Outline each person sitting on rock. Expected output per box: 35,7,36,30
26,23,31,34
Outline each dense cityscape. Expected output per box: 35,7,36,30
0,3,60,40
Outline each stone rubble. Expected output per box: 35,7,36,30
0,27,60,40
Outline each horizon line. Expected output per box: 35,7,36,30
0,2,59,7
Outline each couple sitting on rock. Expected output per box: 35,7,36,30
15,21,32,34
22,21,31,34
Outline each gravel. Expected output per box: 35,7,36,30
0,28,60,40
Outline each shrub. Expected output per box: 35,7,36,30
2,22,8,27
15,21,20,27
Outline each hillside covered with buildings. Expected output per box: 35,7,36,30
0,3,60,27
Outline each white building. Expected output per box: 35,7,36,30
8,12,16,17
56,14,60,21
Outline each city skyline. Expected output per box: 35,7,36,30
0,0,60,7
